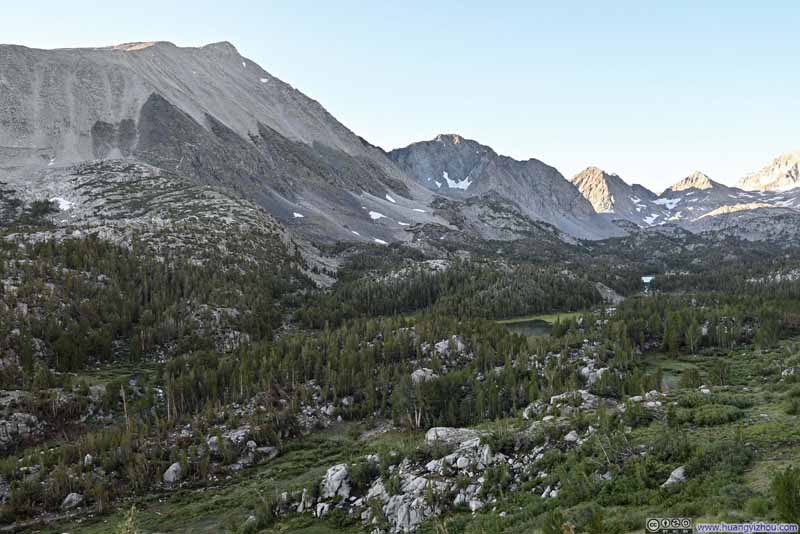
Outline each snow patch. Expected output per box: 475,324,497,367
260,78,269,83
654,197,681,210
374,239,388,245
412,208,426,213
352,230,361,236
643,214,659,225
292,212,305,218
435,181,442,188
385,194,396,203
398,222,410,226
443,170,472,190
369,211,386,220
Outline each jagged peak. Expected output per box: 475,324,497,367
573,166,618,179
669,170,717,192
738,149,800,191
571,166,627,187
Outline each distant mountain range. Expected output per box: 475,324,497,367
569,162,800,239
0,40,798,247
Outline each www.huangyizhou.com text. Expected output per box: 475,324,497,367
696,523,799,533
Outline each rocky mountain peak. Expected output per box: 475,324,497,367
737,149,800,191
570,166,664,226
668,171,718,192
389,139,622,239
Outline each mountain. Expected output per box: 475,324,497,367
737,150,800,191
388,135,622,239
654,171,747,222
569,166,666,226
0,41,439,244
664,170,720,192
568,166,800,238
3,41,800,248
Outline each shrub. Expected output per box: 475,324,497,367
481,429,517,456
480,463,511,499
679,368,703,389
745,496,771,517
692,404,743,426
687,440,753,477
772,466,800,523
349,459,379,495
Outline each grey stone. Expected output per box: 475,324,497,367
62,492,84,510
163,462,183,484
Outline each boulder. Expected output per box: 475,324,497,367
384,494,429,532
661,466,686,487
425,427,480,447
0,413,41,451
411,368,438,384
321,463,350,499
315,502,330,517
433,335,466,357
564,430,579,443
468,499,484,512
61,492,84,510
255,446,279,462
297,488,314,513
366,478,389,503
522,401,545,420
163,462,183,484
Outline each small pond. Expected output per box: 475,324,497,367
502,319,552,337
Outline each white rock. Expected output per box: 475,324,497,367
425,459,442,473
321,463,350,498
425,427,480,447
163,462,183,484
456,456,470,469
411,368,438,384
564,430,579,442
366,478,388,502
61,492,83,510
661,466,687,487
315,502,330,517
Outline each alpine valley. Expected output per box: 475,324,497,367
2,42,800,534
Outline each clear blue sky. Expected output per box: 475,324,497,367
4,1,799,191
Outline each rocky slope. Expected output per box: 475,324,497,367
389,135,623,239
0,41,442,245
738,150,800,191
